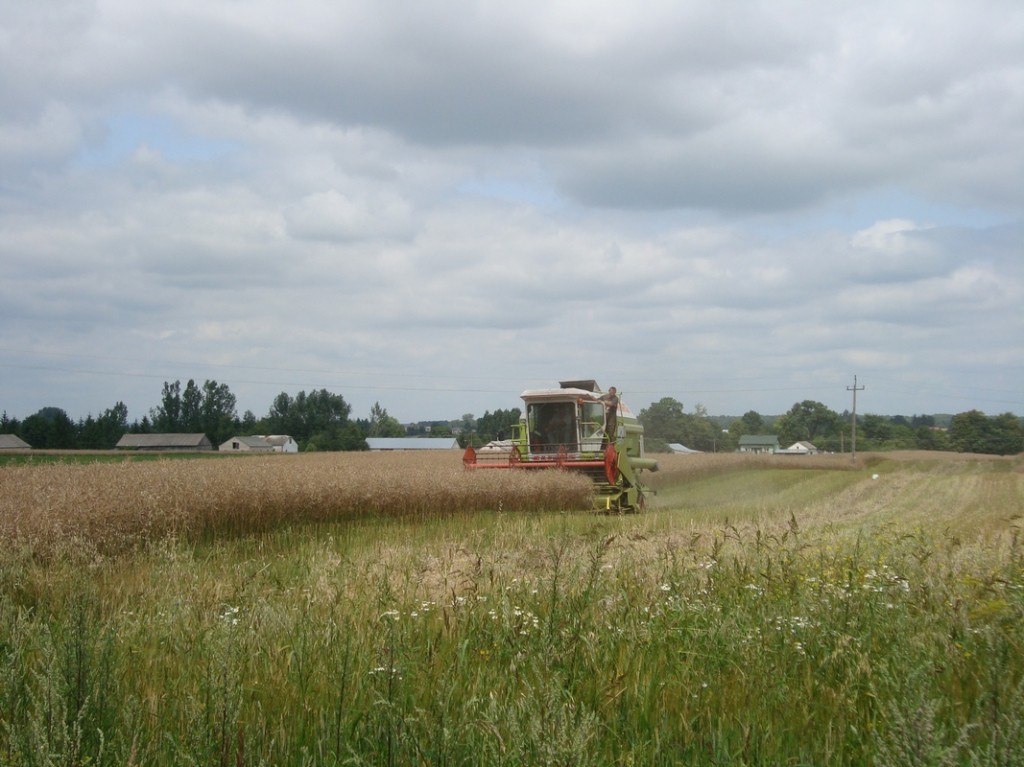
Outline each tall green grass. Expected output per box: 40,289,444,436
1,453,1021,765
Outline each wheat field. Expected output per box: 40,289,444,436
1,449,1022,765
0,451,593,560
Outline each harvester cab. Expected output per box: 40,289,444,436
463,380,657,512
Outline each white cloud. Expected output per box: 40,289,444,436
0,0,1021,423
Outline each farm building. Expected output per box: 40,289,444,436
777,441,820,455
738,435,780,454
668,443,701,454
219,436,275,453
259,435,299,453
116,433,214,451
0,434,31,450
366,437,460,451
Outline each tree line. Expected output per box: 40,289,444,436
2,385,1020,456
637,397,1023,456
0,379,407,452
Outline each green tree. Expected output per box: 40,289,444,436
989,413,1023,455
685,403,721,452
150,379,238,444
181,379,203,432
459,413,477,434
726,410,765,451
949,410,1023,455
949,410,988,453
740,410,765,434
240,410,258,433
638,397,687,449
638,398,719,451
79,401,130,449
201,379,238,445
307,421,367,451
265,389,354,449
151,381,182,431
915,425,951,451
775,400,842,448
472,408,522,444
1,411,20,433
20,407,77,449
368,402,405,437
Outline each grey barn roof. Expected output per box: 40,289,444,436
366,437,460,450
116,433,213,449
738,435,780,446
0,434,31,450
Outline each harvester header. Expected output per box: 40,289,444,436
463,380,657,512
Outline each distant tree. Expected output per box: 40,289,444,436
949,410,1023,455
855,414,920,450
685,403,721,452
0,411,19,433
307,421,367,452
104,402,129,443
741,410,766,434
638,398,719,451
181,379,203,432
915,425,951,452
151,381,183,431
727,410,767,451
472,408,522,444
949,410,989,454
78,401,129,449
775,401,842,448
149,379,238,444
990,413,1023,455
638,397,687,447
368,402,405,437
200,379,238,445
267,392,294,434
20,407,77,449
265,389,354,449
860,414,893,443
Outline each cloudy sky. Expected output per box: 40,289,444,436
2,0,1022,426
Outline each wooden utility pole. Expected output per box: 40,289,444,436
847,375,865,462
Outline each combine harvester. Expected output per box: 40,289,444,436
462,380,657,512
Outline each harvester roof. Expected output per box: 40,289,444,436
521,379,604,401
519,386,595,401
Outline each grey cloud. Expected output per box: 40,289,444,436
1,1,1021,423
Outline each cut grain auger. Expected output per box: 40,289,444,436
462,380,657,512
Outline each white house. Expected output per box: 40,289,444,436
777,441,819,455
259,435,299,453
738,435,779,454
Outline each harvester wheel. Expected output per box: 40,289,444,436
509,445,521,466
604,444,618,485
